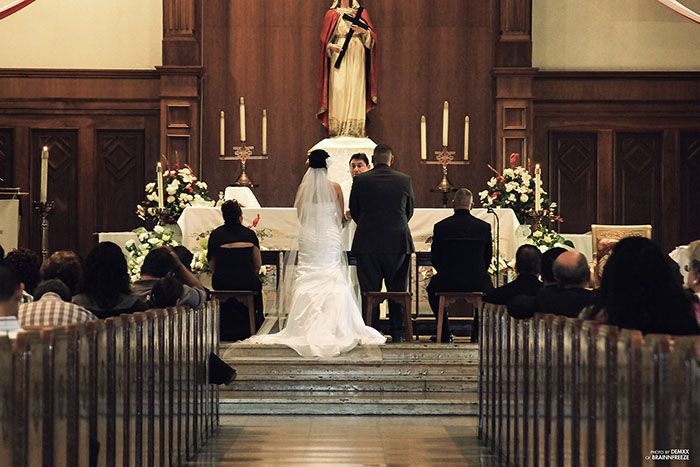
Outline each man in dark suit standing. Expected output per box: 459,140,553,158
426,188,493,342
350,144,415,342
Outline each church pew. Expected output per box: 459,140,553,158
0,302,220,467
479,303,700,467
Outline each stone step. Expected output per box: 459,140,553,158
225,360,479,378
223,374,478,393
220,391,479,416
220,342,479,362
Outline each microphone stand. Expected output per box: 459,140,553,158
487,207,500,287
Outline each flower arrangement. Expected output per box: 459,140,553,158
526,225,574,252
125,226,179,283
136,164,215,225
478,164,555,224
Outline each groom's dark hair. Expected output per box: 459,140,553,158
373,144,393,165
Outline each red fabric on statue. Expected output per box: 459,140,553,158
316,7,378,131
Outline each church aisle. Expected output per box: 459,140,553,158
185,415,498,466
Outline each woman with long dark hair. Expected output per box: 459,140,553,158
590,236,700,335
73,242,147,319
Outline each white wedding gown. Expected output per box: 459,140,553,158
246,170,385,357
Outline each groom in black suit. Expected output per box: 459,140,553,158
349,144,415,342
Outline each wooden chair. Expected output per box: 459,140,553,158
363,291,413,342
209,290,258,335
590,224,652,285
435,292,483,344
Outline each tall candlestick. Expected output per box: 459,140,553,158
420,115,427,160
464,116,470,161
442,101,449,147
220,111,225,156
239,97,246,142
40,146,49,203
157,162,164,209
534,164,542,211
262,109,268,155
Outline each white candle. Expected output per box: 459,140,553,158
420,115,427,160
464,116,470,161
535,164,541,211
239,97,246,142
442,101,449,147
219,111,225,156
40,146,49,203
157,162,164,209
262,109,267,155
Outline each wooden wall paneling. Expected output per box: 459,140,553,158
0,129,12,187
494,68,537,171
661,130,681,250
497,0,531,67
201,0,496,208
32,130,79,254
680,132,700,244
548,132,597,234
614,132,662,241
97,130,146,233
163,0,202,67
597,130,614,225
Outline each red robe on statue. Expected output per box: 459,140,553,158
316,7,378,133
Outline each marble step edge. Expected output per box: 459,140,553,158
220,390,478,403
219,401,478,416
222,357,480,365
227,373,478,382
222,382,477,393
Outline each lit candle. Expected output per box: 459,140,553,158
464,116,470,161
239,97,246,142
262,109,267,155
442,101,449,147
534,164,541,211
420,115,427,160
220,111,225,156
40,146,49,203
157,162,164,209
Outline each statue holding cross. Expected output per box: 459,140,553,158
317,0,378,138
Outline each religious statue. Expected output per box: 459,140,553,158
317,0,378,138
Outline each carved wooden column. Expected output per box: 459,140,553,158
493,67,537,170
493,0,535,170
159,0,202,173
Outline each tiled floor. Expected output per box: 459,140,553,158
186,415,499,466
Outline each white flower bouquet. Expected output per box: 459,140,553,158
136,164,215,225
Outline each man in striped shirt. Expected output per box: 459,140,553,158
19,279,96,327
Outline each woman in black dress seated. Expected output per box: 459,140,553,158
208,200,263,339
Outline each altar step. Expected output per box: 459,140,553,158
219,342,479,415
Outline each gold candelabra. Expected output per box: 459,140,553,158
220,142,267,187
423,146,470,207
33,200,55,261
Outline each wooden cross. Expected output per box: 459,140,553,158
334,6,369,69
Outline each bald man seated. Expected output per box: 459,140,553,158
534,250,597,318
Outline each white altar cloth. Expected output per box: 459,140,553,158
178,207,520,259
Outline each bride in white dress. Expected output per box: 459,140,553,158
246,149,386,357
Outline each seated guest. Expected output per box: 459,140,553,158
131,247,206,310
484,244,542,305
149,276,184,309
426,188,493,342
173,245,194,272
686,240,700,323
73,242,148,319
4,248,41,303
535,250,596,318
0,262,23,337
540,247,567,287
19,279,96,326
581,237,700,335
207,200,263,337
507,246,568,319
40,250,84,297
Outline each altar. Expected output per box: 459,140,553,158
177,206,521,259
